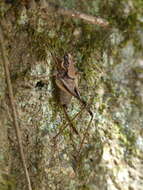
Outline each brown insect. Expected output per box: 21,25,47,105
51,52,93,138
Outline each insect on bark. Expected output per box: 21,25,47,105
51,52,93,137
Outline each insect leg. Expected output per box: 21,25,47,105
78,115,93,154
62,106,79,135
53,105,85,140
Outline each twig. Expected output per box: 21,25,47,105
0,25,32,190
41,2,109,27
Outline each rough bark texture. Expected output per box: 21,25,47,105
0,0,143,190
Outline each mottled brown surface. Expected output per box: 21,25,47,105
0,0,143,190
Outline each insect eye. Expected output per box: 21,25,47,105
63,54,69,68
64,54,68,61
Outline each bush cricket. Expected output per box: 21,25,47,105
51,52,93,140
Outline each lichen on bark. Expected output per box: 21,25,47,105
0,0,143,190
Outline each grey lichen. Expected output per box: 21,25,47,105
0,0,143,190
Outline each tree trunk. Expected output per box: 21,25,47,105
0,1,143,190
